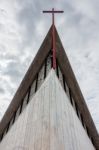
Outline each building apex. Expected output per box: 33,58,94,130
43,8,64,69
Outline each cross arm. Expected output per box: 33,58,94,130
43,10,64,13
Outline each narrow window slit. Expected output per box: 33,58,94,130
12,111,16,124
56,59,59,78
50,51,53,68
35,74,38,92
0,133,3,142
46,52,52,75
86,127,89,136
44,58,47,79
71,97,77,113
80,114,85,127
84,123,87,130
6,122,10,133
78,111,83,124
69,88,73,105
63,75,66,92
20,99,24,114
30,80,36,99
27,86,31,103
3,129,6,138
74,101,79,117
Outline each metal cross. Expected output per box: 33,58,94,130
43,8,64,69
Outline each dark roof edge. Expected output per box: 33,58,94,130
0,25,52,136
55,27,99,149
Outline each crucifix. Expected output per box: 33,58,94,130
43,8,64,69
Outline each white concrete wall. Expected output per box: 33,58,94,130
0,69,95,150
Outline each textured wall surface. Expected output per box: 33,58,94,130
0,69,95,150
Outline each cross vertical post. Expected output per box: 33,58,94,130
43,8,64,69
52,8,56,69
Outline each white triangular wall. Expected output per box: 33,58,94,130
0,69,95,150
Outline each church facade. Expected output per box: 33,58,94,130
0,25,99,150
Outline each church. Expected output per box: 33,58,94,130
0,9,99,150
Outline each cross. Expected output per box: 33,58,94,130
43,8,64,69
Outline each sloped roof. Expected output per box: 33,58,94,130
0,25,99,149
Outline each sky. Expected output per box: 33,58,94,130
0,0,99,131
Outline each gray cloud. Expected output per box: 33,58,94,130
0,87,5,94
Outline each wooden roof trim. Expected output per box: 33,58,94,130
0,26,52,136
55,27,99,149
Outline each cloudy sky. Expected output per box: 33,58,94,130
0,0,99,131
